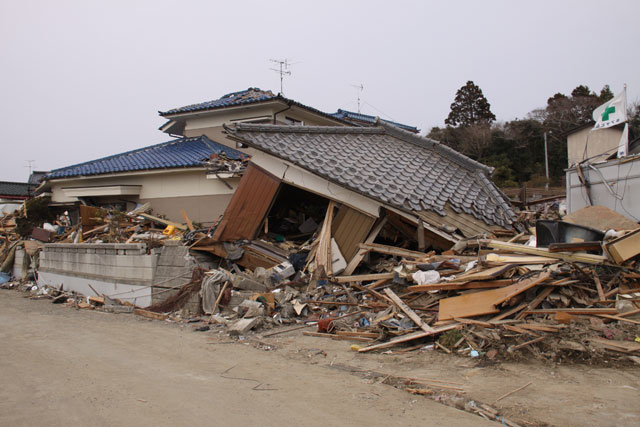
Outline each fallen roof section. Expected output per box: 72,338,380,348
224,121,516,230
47,136,247,179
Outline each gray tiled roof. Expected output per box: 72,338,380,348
225,121,516,228
0,181,34,197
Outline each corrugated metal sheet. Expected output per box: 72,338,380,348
332,205,376,261
213,163,281,242
566,155,640,221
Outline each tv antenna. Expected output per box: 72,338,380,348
270,58,295,95
351,84,364,113
25,160,35,177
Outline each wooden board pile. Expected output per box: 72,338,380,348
282,237,640,363
0,202,195,264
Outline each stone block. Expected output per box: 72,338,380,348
233,275,268,292
229,317,262,334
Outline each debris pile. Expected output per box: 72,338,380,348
174,204,640,364
1,198,639,365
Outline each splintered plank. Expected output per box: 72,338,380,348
358,242,431,260
448,264,518,283
180,209,195,232
589,337,640,353
333,272,395,283
523,308,618,315
134,309,168,320
408,279,515,292
482,240,612,265
358,323,461,353
303,331,374,342
438,272,550,321
138,213,187,230
489,303,529,322
383,288,435,333
595,314,640,325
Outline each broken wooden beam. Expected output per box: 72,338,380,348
548,241,602,253
137,213,187,231
383,288,435,333
134,309,169,320
482,239,613,266
408,279,516,292
523,308,618,315
333,272,395,283
358,323,461,353
358,242,430,260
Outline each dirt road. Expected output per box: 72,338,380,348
1,289,639,426
0,290,489,427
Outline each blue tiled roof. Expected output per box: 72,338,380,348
160,88,278,116
47,136,246,179
331,109,419,133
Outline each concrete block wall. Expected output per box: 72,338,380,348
36,242,200,312
152,241,200,314
39,243,155,285
38,243,156,307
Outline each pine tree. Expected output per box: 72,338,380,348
445,81,496,127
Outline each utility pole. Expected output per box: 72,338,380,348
544,132,549,190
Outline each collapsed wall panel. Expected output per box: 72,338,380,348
212,163,281,242
332,205,375,261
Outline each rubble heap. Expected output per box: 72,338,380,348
1,198,639,365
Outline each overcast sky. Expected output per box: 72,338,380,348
1,0,639,182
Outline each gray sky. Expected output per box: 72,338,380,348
2,0,639,182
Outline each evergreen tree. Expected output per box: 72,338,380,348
445,81,496,127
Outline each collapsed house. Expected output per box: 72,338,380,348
191,120,517,273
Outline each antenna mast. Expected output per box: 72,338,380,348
270,58,292,95
25,160,35,178
351,84,364,113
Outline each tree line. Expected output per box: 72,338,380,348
428,81,640,187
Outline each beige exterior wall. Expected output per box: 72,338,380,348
49,168,240,224
181,104,345,153
567,126,622,166
140,193,233,225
